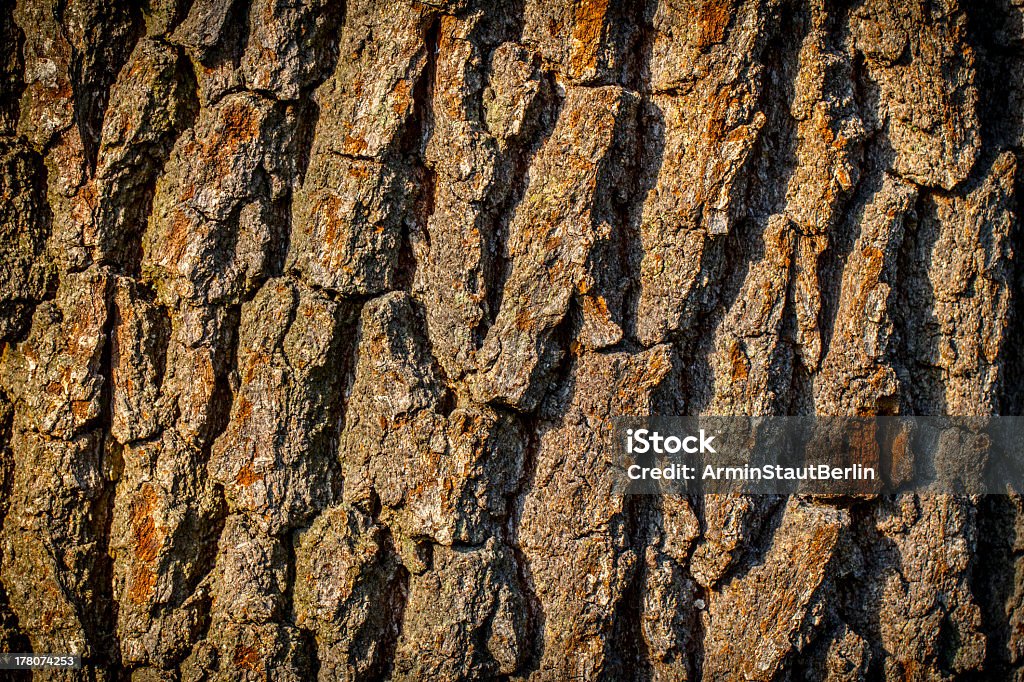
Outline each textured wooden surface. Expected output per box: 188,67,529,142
1,0,1024,679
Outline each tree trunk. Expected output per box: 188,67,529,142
1,0,1023,679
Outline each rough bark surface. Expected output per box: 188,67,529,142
1,0,1024,680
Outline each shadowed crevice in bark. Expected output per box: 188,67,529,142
72,0,145,176
672,0,805,415
973,495,1024,677
396,14,441,295
890,190,943,416
0,3,25,134
479,72,563,341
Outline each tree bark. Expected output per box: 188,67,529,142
1,0,1023,679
